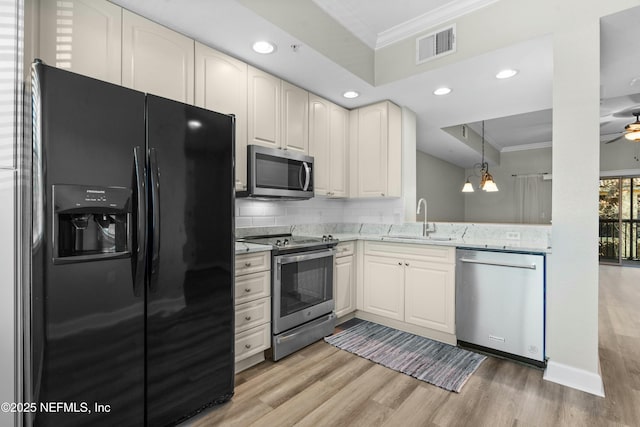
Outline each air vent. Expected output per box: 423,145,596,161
416,24,456,64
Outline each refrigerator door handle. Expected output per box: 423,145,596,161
133,146,147,297
149,148,161,292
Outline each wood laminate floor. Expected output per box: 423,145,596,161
187,265,640,426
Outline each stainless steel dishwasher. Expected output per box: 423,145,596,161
456,248,545,366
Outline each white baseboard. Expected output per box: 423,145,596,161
543,360,605,397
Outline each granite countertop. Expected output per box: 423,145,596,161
320,233,551,254
234,241,272,255
235,222,552,254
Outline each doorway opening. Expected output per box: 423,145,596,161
599,176,640,265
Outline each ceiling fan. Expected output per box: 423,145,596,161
602,112,640,144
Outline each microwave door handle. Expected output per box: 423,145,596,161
298,163,304,190
302,162,311,191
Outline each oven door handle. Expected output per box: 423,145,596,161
276,248,336,265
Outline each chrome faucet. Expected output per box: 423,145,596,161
417,198,429,237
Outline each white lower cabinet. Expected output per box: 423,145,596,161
234,252,271,372
404,259,455,334
334,242,356,318
362,255,404,321
362,242,456,336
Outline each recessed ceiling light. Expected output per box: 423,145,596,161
433,87,452,96
496,69,518,79
343,90,359,99
252,41,276,54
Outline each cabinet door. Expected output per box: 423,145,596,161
248,66,280,149
122,10,194,104
39,0,122,84
308,94,330,195
357,102,388,197
329,103,349,197
195,43,248,191
335,254,356,318
281,81,309,153
404,260,455,334
363,255,404,321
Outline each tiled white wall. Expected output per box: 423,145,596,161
235,196,405,227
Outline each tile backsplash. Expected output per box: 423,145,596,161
235,196,405,227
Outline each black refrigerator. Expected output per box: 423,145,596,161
28,62,235,426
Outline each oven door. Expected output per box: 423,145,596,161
273,248,335,334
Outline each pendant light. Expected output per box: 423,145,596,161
461,120,499,192
479,121,499,192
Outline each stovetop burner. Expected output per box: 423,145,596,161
239,234,338,253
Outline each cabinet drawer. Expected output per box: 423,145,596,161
336,241,355,257
235,270,270,304
235,323,270,362
235,298,270,333
236,251,271,275
364,241,455,264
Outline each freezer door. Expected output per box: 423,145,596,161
145,95,235,426
30,63,146,427
455,249,545,362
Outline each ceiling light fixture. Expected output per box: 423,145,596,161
624,113,640,141
252,40,276,54
461,121,499,193
433,87,452,96
343,90,359,99
496,69,518,79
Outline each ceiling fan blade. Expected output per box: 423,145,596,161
604,134,625,144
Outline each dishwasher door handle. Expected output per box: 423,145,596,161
459,258,537,270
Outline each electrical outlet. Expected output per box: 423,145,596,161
506,232,520,240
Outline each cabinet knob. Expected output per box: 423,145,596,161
245,262,252,267
244,288,251,293
245,316,252,321
405,262,410,266
398,262,402,266
381,193,385,197
245,344,252,349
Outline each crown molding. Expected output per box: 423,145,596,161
376,0,499,49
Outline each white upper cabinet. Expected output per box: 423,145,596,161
247,66,281,149
281,81,309,153
309,95,349,197
329,103,349,197
195,43,248,191
122,10,194,104
309,94,330,195
39,0,122,84
351,101,401,198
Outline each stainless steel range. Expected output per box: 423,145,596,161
240,234,338,360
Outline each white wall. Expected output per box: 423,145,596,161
416,150,465,222
544,1,611,395
463,147,552,224
2,1,19,425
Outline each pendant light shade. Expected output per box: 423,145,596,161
462,179,474,192
624,113,640,141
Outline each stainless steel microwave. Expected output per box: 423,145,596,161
237,145,314,199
